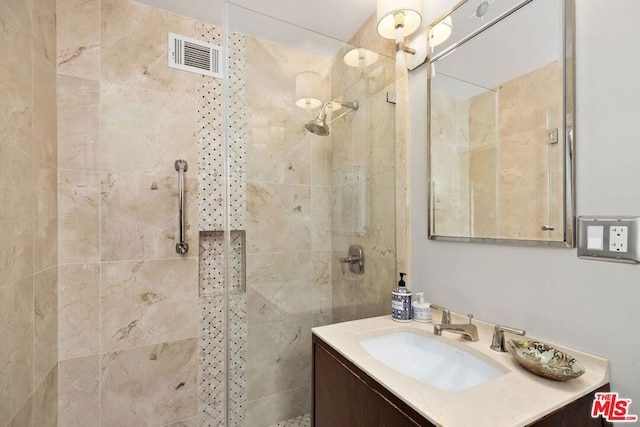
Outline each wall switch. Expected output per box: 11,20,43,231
577,216,640,264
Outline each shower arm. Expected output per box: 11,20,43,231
320,100,359,123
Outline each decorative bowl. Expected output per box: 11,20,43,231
507,340,585,381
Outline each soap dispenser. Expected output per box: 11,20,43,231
412,293,432,323
391,273,412,322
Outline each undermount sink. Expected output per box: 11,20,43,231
359,331,506,392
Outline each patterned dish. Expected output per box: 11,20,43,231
507,340,585,381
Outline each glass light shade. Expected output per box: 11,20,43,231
295,71,322,109
342,48,380,67
376,0,422,40
429,16,453,47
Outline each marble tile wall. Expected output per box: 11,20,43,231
56,0,206,425
330,22,397,323
0,0,59,424
430,90,471,237
497,61,563,241
243,35,333,427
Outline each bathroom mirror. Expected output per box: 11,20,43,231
427,0,575,247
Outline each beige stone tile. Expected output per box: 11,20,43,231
100,0,203,94
7,395,33,427
247,280,313,327
100,173,198,261
58,355,100,427
247,385,310,427
101,338,198,427
32,0,57,165
58,170,100,264
34,161,58,272
246,125,311,185
0,276,33,426
57,0,100,80
100,82,198,177
246,319,311,401
311,138,330,187
246,182,310,254
0,144,34,286
33,365,57,427
311,251,332,318
57,76,100,170
33,268,58,388
164,418,199,427
246,251,315,325
311,186,331,251
101,258,198,352
0,0,33,155
59,264,100,359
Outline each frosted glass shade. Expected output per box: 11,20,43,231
343,48,380,67
377,0,422,40
295,71,322,109
429,16,453,47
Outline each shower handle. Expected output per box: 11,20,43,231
340,244,365,275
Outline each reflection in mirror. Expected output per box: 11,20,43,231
427,0,575,246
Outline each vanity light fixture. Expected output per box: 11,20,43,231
342,47,380,67
429,16,453,47
376,0,422,56
295,71,322,109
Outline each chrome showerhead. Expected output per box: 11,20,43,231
304,100,359,136
304,117,330,136
304,107,329,136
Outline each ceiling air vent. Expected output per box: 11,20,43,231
168,32,222,78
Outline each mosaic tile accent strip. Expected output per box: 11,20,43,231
269,413,311,427
199,295,226,426
197,26,225,232
228,293,248,426
226,32,247,231
199,231,245,297
197,29,247,232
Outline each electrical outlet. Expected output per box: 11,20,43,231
609,226,628,252
577,216,640,264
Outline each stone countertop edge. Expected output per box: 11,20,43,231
312,312,609,427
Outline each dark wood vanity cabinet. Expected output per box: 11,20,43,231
312,334,611,427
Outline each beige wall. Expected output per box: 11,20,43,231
0,0,59,424
56,0,202,425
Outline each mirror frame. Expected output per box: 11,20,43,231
426,0,576,248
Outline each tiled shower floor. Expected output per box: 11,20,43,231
269,413,311,427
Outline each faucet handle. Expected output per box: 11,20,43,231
467,314,474,324
430,304,451,324
490,325,526,352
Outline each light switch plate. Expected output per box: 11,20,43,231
577,216,640,264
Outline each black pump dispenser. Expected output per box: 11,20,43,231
398,272,406,287
392,272,411,322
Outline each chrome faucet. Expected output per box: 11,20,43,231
490,325,526,352
429,303,451,325
434,314,479,341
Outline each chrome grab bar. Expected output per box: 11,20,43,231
175,159,189,254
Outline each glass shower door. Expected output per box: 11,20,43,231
214,4,397,426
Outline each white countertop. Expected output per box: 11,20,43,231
312,312,609,427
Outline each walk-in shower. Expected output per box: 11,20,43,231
189,3,399,426
304,100,360,136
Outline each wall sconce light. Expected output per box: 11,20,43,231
295,71,322,109
429,16,453,47
343,47,380,68
376,0,423,56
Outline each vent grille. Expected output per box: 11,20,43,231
168,32,222,78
